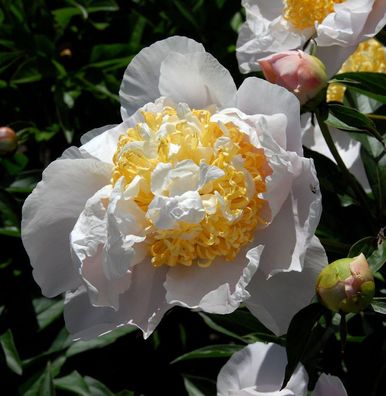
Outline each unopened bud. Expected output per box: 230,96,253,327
258,50,328,105
0,127,17,155
316,254,375,313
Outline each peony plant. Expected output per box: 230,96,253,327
22,36,325,340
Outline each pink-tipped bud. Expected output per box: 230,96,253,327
258,51,328,105
316,254,375,313
0,127,17,155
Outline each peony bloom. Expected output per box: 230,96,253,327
316,253,375,313
217,342,348,396
22,36,324,340
237,0,386,77
258,50,328,104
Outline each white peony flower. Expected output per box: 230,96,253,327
237,0,386,77
217,342,347,396
22,36,325,340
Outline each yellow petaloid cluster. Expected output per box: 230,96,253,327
284,0,345,30
112,107,272,268
327,39,386,102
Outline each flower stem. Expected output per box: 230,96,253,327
315,109,374,226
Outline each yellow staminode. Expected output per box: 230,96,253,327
112,107,272,268
284,0,345,30
327,39,386,102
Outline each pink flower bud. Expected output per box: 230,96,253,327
316,254,375,313
258,51,328,105
0,126,17,155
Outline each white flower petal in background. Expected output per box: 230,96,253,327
237,0,386,77
217,342,347,396
301,114,371,192
217,342,308,396
22,36,324,339
313,374,348,396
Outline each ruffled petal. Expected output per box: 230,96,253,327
64,259,169,339
119,36,205,119
313,374,348,396
316,0,375,47
70,182,147,310
257,157,321,276
236,78,302,154
164,245,263,314
217,343,308,396
21,158,112,297
159,51,237,109
246,237,327,335
360,0,386,39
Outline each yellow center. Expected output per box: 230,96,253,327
327,39,386,102
284,0,345,30
112,107,272,268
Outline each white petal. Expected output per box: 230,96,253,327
159,51,237,109
119,36,205,119
236,1,308,74
246,236,327,335
258,157,321,276
147,191,205,229
217,343,308,396
316,0,375,47
21,158,112,297
360,0,386,39
70,181,147,310
313,374,348,396
64,259,169,339
316,45,358,78
236,78,302,154
80,124,117,145
80,120,134,164
165,245,263,314
301,115,370,191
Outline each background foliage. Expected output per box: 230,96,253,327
0,1,385,395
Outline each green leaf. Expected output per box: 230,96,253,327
361,146,386,215
10,58,43,84
0,329,23,375
66,325,136,357
172,0,200,30
331,72,386,104
183,377,206,396
371,298,386,314
54,371,90,396
198,312,247,343
348,237,377,259
172,344,243,364
282,303,327,389
38,363,56,396
367,241,386,273
33,298,64,331
84,377,115,396
327,103,384,143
